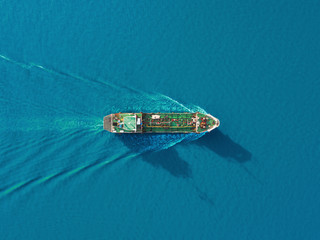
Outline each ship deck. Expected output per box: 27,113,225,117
105,112,218,133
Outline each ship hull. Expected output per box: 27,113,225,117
103,112,219,134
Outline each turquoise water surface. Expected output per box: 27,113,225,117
1,0,320,239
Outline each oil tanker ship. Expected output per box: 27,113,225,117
103,112,219,133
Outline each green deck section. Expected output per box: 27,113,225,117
112,113,140,133
123,116,136,130
142,113,197,133
107,112,217,133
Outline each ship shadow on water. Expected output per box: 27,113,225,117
141,147,192,178
190,129,262,185
117,130,252,205
116,133,193,178
190,129,252,163
136,129,252,178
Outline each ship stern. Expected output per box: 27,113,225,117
103,114,113,132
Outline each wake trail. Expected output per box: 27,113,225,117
0,128,201,199
0,54,119,91
1,121,103,164
0,151,140,200
0,129,86,175
0,54,200,115
0,53,211,200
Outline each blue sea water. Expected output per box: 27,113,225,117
1,0,320,239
